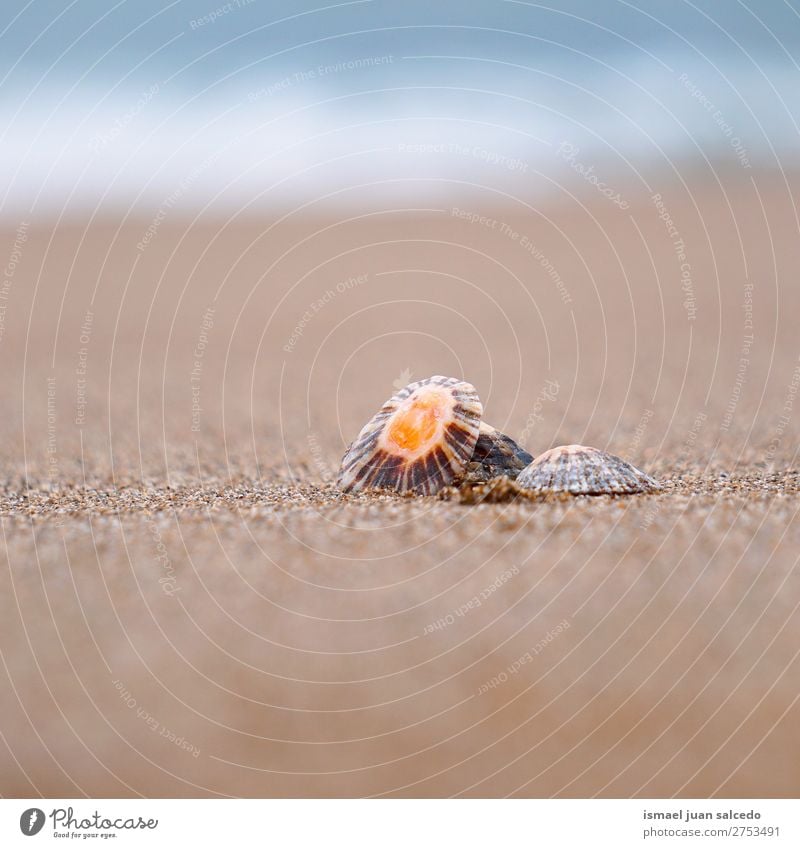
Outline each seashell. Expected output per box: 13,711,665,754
338,375,483,494
461,422,534,483
516,444,660,495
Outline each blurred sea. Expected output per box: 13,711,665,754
1,0,799,217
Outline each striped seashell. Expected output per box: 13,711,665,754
461,422,534,483
516,444,660,495
338,375,483,494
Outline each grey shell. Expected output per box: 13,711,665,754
461,423,534,483
516,444,660,495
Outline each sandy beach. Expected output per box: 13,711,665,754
1,170,799,797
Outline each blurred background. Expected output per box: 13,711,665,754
2,0,799,215
2,0,799,477
1,1,799,799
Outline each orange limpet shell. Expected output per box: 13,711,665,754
338,376,483,494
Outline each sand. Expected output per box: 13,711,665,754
1,170,799,797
